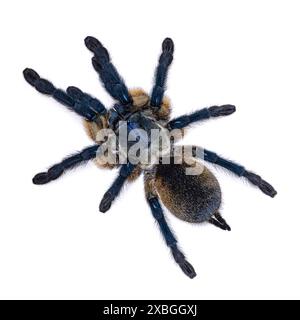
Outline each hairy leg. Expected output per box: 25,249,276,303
167,105,236,130
23,68,106,120
99,163,136,213
85,36,132,106
33,145,99,185
192,146,277,197
150,38,174,109
147,197,196,279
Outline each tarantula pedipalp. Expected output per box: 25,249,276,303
23,37,276,279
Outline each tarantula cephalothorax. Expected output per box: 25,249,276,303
24,36,277,279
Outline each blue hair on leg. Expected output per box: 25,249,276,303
23,68,107,120
147,197,196,279
168,105,235,129
99,163,136,213
150,38,174,108
33,145,99,185
85,36,132,106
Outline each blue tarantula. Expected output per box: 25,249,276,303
24,37,276,279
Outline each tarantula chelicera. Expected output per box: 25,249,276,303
24,36,276,279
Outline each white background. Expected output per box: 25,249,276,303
0,0,299,300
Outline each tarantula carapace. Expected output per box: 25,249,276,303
24,36,276,279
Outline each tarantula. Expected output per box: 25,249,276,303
24,36,276,279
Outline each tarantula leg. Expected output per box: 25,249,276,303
208,212,231,231
167,105,236,130
84,36,132,106
99,163,136,213
242,171,277,197
150,38,174,109
194,147,277,197
32,145,99,185
147,197,196,279
66,86,107,116
170,245,196,278
23,68,107,120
